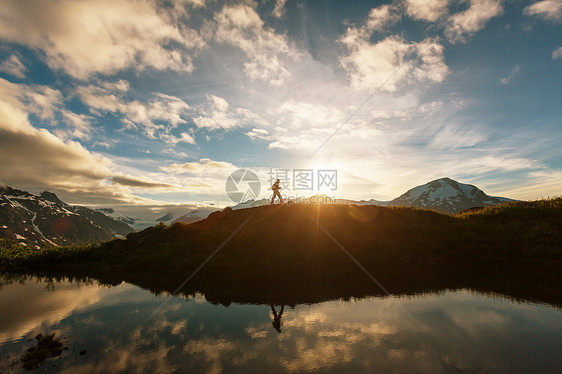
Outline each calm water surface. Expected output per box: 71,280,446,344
0,275,560,373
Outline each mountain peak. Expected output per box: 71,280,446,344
40,191,66,206
390,177,508,214
156,213,174,222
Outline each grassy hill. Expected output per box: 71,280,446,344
1,198,560,306
1,198,561,269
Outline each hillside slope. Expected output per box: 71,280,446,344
6,198,557,269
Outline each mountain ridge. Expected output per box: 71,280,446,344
0,186,134,247
0,177,515,246
228,177,513,215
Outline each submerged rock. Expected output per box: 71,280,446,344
21,333,65,370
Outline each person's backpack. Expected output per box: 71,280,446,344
272,183,279,191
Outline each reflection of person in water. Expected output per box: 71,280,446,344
270,179,283,204
270,304,285,333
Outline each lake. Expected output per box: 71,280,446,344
0,274,561,373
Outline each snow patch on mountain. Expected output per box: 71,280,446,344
173,207,221,224
231,198,270,210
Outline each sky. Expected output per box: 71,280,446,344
0,0,560,209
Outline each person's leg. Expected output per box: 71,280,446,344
279,192,283,203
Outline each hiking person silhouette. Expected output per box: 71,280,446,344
270,179,283,204
270,304,285,333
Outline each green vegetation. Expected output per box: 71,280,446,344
1,198,560,271
0,239,95,268
456,198,562,258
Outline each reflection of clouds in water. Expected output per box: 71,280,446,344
0,279,107,342
279,337,356,372
56,304,197,373
58,338,177,374
245,326,269,339
1,278,560,373
184,338,236,374
0,277,190,373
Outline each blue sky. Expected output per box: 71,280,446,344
0,0,560,208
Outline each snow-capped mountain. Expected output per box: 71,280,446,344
231,198,270,209
95,208,137,226
389,177,514,214
173,207,220,224
0,186,134,247
156,213,175,222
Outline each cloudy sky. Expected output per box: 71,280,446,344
0,0,560,208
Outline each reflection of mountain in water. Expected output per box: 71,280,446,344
11,256,561,309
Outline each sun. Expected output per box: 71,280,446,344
304,161,339,196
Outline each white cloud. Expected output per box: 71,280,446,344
339,5,400,48
404,0,450,22
444,0,503,43
504,170,562,199
161,158,236,175
102,80,130,92
0,77,185,204
193,94,261,130
59,110,94,140
0,54,27,78
524,0,562,23
0,79,109,190
260,99,347,151
0,0,204,79
160,132,196,145
243,94,429,154
76,84,192,140
187,0,207,8
272,0,288,18
246,128,272,141
0,77,102,142
159,158,241,197
21,85,64,121
499,65,521,85
0,76,87,126
429,123,488,150
213,4,300,86
162,148,189,158
337,4,448,92
365,5,402,31
552,46,562,59
339,33,449,91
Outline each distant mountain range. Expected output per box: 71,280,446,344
227,177,514,215
0,178,514,247
0,186,133,247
